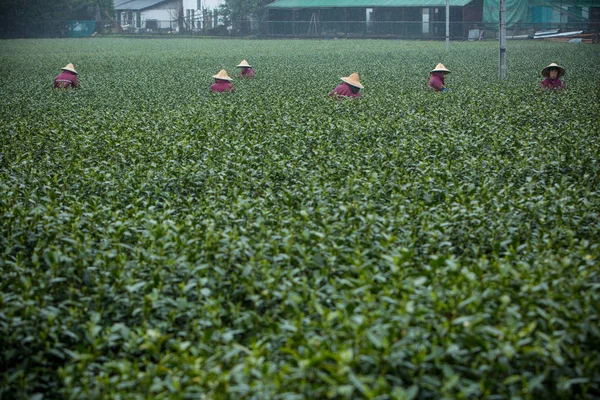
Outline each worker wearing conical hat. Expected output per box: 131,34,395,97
210,69,235,93
539,63,565,90
54,63,79,89
428,63,450,92
237,60,254,78
329,73,363,98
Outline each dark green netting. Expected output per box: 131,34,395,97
483,0,530,28
483,0,597,28
529,0,599,6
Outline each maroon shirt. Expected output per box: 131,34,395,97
54,70,79,88
241,67,254,78
329,82,361,98
428,72,445,91
540,77,565,90
210,79,235,93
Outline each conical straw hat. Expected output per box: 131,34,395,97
212,69,232,81
541,62,565,77
61,63,78,74
430,63,450,74
237,60,251,68
340,72,364,89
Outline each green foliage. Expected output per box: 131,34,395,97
219,0,273,27
1,38,599,399
0,0,113,38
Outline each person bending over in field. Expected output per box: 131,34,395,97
210,69,235,93
237,60,254,78
54,63,79,89
428,63,450,92
329,73,363,99
539,63,566,90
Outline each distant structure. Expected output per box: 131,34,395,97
483,0,598,30
266,0,484,38
114,0,220,33
265,0,599,39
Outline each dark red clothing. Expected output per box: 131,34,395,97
54,70,79,89
428,72,445,91
241,67,254,78
210,80,234,93
540,77,565,90
329,82,361,98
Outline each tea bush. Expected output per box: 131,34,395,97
1,38,599,399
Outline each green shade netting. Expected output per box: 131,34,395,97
483,0,529,28
484,0,598,28
529,0,599,6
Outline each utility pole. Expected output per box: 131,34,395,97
445,0,450,51
499,0,506,79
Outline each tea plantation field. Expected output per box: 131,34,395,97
1,38,599,399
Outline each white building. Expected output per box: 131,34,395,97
114,0,220,33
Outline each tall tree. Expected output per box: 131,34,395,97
0,0,113,38
218,0,273,32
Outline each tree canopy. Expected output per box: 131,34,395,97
218,0,273,28
0,0,113,38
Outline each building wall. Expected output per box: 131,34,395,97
463,0,483,22
141,9,177,29
117,0,218,32
592,7,600,24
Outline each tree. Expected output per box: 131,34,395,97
218,0,273,33
0,0,113,38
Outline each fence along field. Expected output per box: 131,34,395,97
0,38,599,398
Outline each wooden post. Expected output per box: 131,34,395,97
446,0,450,50
462,5,466,39
318,9,321,34
499,0,507,79
402,7,405,36
345,8,348,36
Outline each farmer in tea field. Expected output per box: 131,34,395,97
539,63,566,90
428,63,450,92
54,63,79,89
237,60,254,78
329,73,363,98
210,69,235,93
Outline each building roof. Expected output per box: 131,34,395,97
267,0,475,8
114,0,171,11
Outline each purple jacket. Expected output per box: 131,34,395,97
210,80,235,93
329,82,361,98
241,67,254,78
428,72,445,91
54,70,79,88
540,77,565,90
